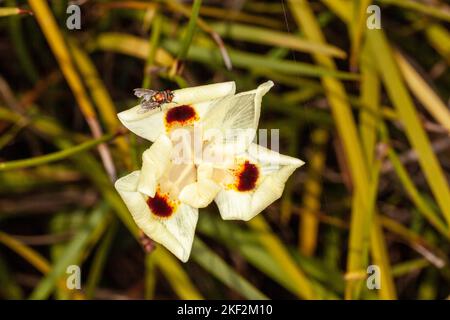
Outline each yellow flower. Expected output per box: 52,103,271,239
115,80,304,262
115,135,198,262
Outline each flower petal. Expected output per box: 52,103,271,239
250,165,299,217
115,170,198,262
118,81,236,141
215,144,304,221
202,81,274,155
172,81,236,105
247,143,305,174
215,189,252,220
179,163,220,208
137,135,173,197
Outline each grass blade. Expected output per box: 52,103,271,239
0,7,32,17
248,216,316,299
368,29,450,227
93,33,359,80
0,254,23,299
69,41,131,166
164,38,359,80
192,238,268,300
29,204,110,300
153,248,203,299
0,231,50,274
394,50,450,134
380,126,449,237
85,218,117,299
0,230,82,299
28,0,116,180
288,0,375,299
6,0,38,83
359,44,380,164
349,0,372,69
299,128,328,256
0,132,117,171
198,213,342,299
370,214,397,299
144,254,157,300
425,24,450,63
142,13,163,89
378,0,450,22
211,22,346,58
91,32,173,65
173,0,202,70
359,42,397,300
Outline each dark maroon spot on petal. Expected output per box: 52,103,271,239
165,105,198,125
236,161,259,192
147,192,174,218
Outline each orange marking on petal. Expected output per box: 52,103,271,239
231,160,260,192
146,191,177,218
164,105,199,131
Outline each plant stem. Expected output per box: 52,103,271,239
0,132,118,171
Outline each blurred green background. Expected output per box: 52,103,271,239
0,0,449,300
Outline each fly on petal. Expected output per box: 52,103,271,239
117,81,236,142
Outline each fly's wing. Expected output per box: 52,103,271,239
138,100,160,113
133,88,156,99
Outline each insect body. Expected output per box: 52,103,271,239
133,88,174,113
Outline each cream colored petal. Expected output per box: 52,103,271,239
118,106,165,142
118,100,226,142
172,81,236,105
200,140,249,167
179,163,220,208
215,145,304,221
215,189,252,220
202,81,274,155
156,203,198,262
115,170,198,262
164,99,229,136
247,143,305,174
170,128,195,165
250,165,299,218
118,81,236,142
137,135,173,197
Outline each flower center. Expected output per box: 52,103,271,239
146,192,176,218
165,105,198,130
234,160,259,192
